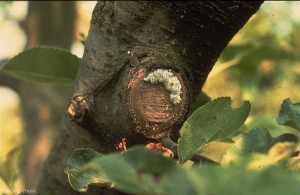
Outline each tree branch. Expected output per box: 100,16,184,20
36,1,264,194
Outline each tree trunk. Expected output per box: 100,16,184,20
36,1,264,194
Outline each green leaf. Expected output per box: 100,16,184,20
277,98,300,132
222,128,298,165
241,128,273,155
218,137,235,143
92,147,196,195
248,114,296,137
222,128,272,165
189,164,300,195
178,97,251,164
187,91,211,117
65,148,110,192
1,46,80,84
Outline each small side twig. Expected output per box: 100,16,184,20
160,137,219,165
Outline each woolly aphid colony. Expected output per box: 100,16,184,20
143,69,182,104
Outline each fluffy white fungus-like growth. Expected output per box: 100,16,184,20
143,69,182,104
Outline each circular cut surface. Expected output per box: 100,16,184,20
127,67,187,139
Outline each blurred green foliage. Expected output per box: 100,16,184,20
0,146,21,195
205,2,300,118
0,1,14,19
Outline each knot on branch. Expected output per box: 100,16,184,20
68,94,89,124
126,66,188,139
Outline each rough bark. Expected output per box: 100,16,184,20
36,1,264,194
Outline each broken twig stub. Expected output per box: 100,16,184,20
126,67,188,139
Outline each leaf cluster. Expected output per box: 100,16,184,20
65,97,300,195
